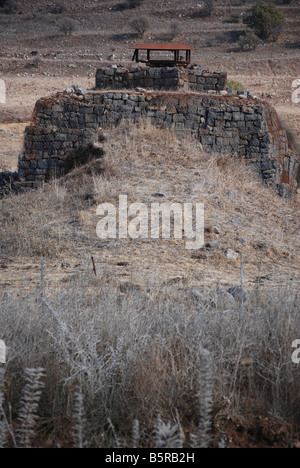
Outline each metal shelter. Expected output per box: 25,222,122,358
131,43,196,67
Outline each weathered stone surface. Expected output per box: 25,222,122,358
96,65,227,93
18,90,299,197
0,172,21,199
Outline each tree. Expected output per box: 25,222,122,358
129,16,150,37
243,2,285,41
59,18,76,36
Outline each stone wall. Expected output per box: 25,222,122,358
18,90,299,197
95,65,227,93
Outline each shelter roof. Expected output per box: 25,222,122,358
130,43,196,51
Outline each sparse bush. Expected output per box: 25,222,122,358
1,0,19,14
114,0,144,11
25,57,42,69
193,0,215,18
226,14,240,23
1,282,300,447
226,79,245,91
170,21,181,40
127,0,144,8
49,2,66,14
243,2,285,41
224,7,240,24
59,17,76,36
129,15,150,37
204,0,215,16
238,31,260,50
217,29,246,44
25,12,37,21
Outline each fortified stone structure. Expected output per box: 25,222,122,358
18,66,299,198
96,64,227,93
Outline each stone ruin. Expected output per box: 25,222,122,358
16,63,300,198
96,64,227,93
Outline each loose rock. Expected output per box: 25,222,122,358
225,248,239,261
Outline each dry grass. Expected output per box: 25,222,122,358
0,0,300,447
0,122,299,294
0,123,300,448
0,268,300,447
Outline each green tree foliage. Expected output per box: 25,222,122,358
243,2,285,41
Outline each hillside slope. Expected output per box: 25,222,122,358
1,122,299,293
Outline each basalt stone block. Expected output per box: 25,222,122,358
52,104,64,112
201,135,215,145
173,113,185,123
18,90,298,197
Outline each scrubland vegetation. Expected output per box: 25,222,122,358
0,0,299,449
0,124,300,447
1,272,300,448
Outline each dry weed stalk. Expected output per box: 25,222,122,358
16,368,45,448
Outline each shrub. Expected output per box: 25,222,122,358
49,2,66,14
114,0,144,11
129,15,150,37
25,57,42,69
1,0,18,14
127,0,144,8
238,31,260,50
226,14,240,23
226,79,245,91
243,2,285,41
170,21,181,40
24,12,37,21
204,0,215,16
193,0,215,18
217,29,247,44
59,18,76,36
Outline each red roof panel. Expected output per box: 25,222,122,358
130,43,196,50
